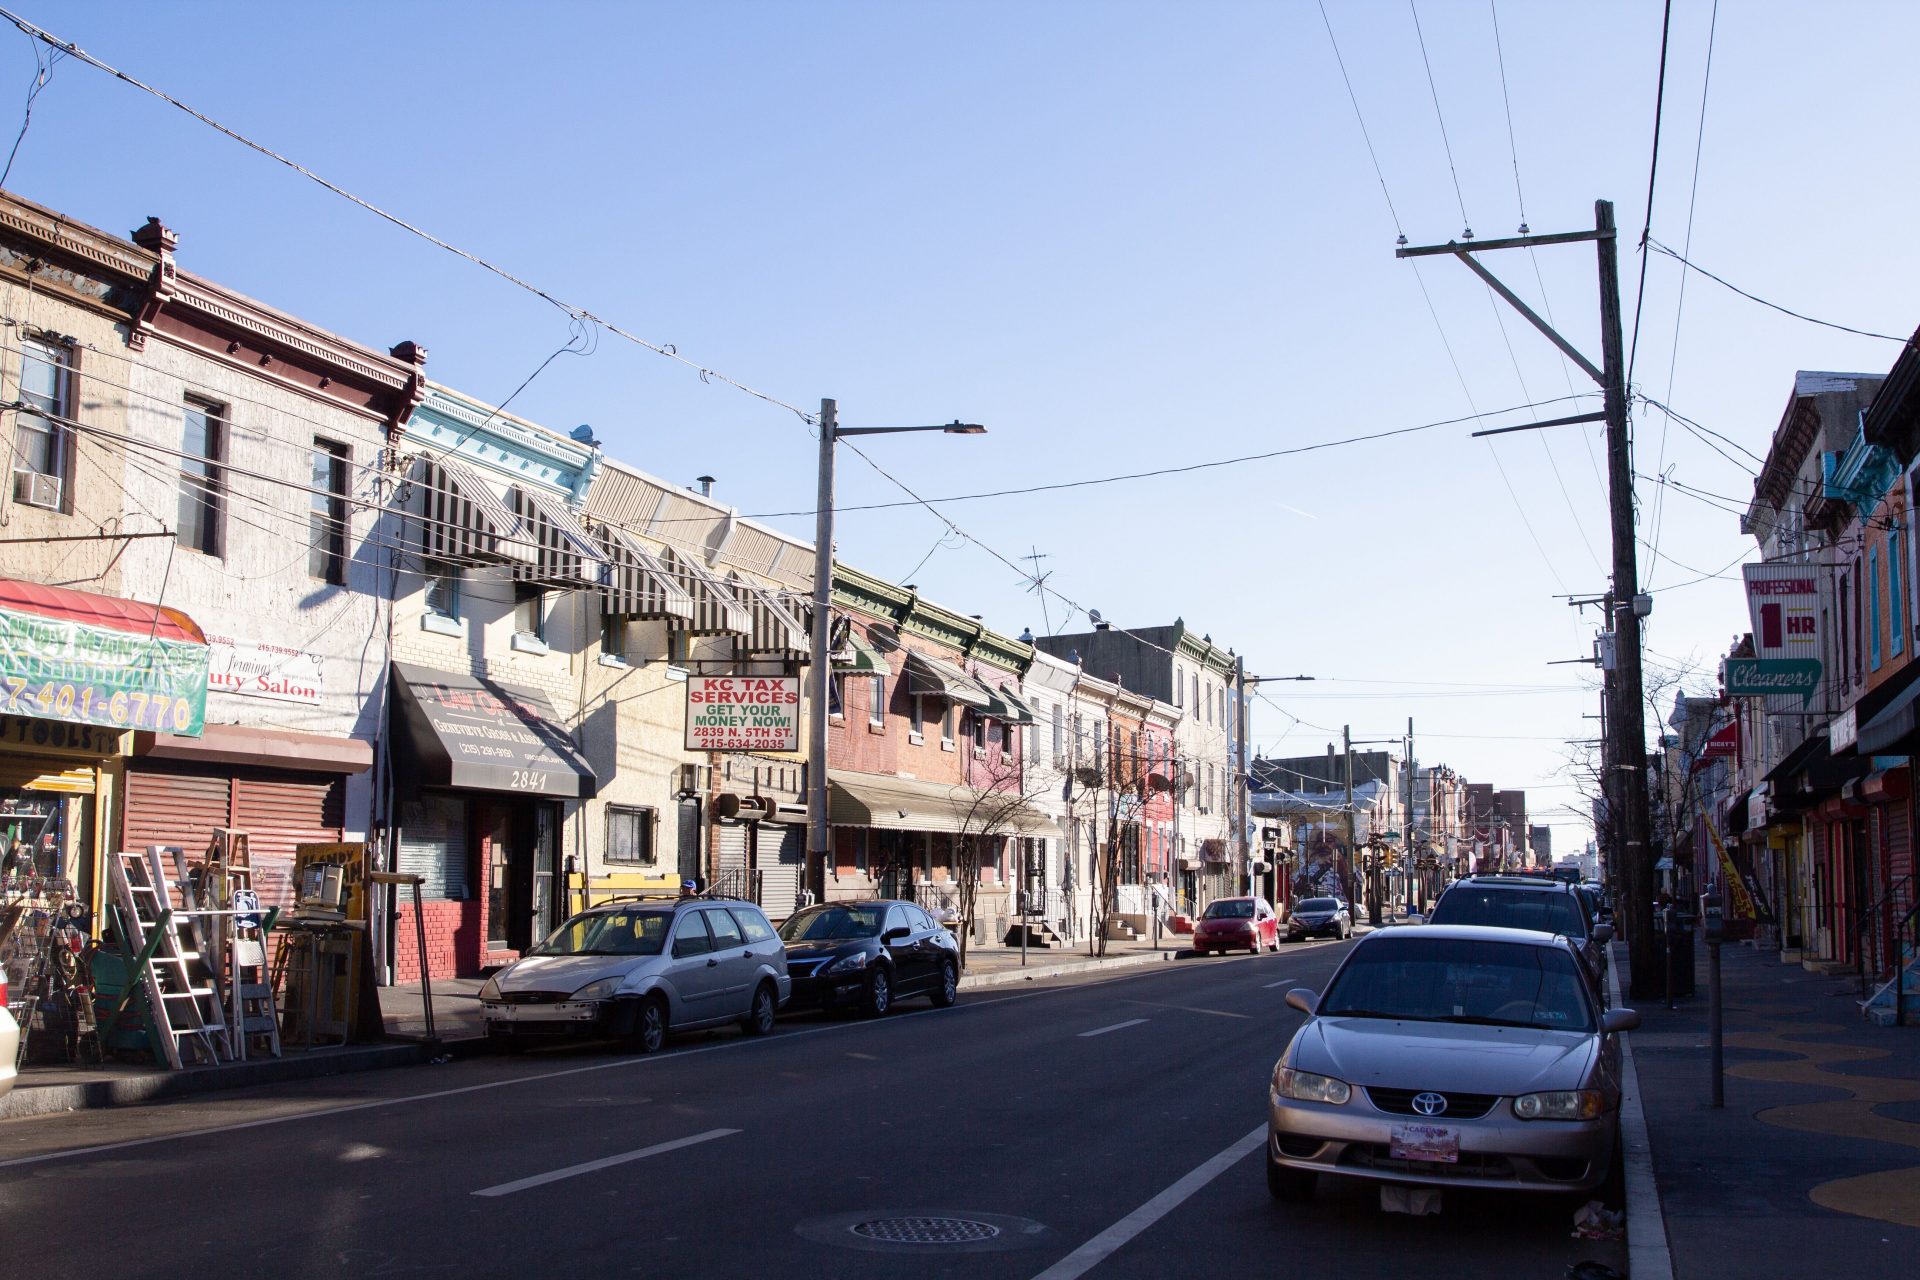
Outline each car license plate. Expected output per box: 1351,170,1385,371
1390,1123,1459,1163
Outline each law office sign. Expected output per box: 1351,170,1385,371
685,676,801,752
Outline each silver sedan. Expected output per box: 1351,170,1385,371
1266,923,1637,1202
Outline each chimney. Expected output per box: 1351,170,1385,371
131,216,177,255
1094,620,1111,631
694,475,715,498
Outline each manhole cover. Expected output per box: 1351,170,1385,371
796,1209,1052,1255
850,1217,1002,1245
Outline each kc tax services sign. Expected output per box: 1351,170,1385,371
685,676,800,752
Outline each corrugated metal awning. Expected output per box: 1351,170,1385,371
728,574,810,655
834,628,886,674
660,546,751,635
594,525,696,623
903,649,990,707
412,455,535,567
994,683,1038,726
510,487,603,588
828,771,1061,838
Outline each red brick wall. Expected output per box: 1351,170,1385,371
392,897,485,982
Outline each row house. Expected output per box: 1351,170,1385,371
1249,747,1403,914
1035,620,1245,909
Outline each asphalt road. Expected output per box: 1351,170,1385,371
0,938,1626,1278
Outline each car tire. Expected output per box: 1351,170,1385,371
741,981,777,1036
1266,1153,1316,1202
862,966,893,1018
930,959,959,1007
632,996,668,1055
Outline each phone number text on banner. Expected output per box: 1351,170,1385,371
0,606,210,736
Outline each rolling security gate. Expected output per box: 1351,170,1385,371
715,818,751,899
123,763,344,907
755,823,804,920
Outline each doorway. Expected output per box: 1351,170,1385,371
677,797,703,888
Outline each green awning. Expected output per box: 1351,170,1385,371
903,650,990,708
834,629,886,674
993,682,1037,725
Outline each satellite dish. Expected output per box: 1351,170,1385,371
1088,609,1103,625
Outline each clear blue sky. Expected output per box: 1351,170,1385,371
12,1,1920,848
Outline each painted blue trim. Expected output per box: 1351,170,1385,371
396,387,597,500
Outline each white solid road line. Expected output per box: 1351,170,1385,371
472,1127,738,1197
1261,977,1299,989
1609,944,1675,1280
1030,1124,1268,1280
1078,1018,1149,1038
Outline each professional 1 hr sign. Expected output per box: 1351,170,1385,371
685,676,801,752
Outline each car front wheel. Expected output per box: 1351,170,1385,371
930,959,958,1007
632,996,668,1054
1266,1153,1316,1202
862,967,893,1018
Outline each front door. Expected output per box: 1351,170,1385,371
479,801,514,954
509,801,558,953
678,798,704,889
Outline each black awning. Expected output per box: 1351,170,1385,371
1761,733,1824,786
1765,729,1872,812
389,661,596,798
1859,670,1920,755
1724,787,1753,837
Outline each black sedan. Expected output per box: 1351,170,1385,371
778,899,960,1017
1286,896,1353,941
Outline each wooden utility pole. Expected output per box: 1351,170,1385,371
1343,725,1359,915
1399,199,1657,997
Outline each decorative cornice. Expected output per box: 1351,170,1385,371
396,385,597,495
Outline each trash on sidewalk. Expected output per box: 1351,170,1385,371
1570,1199,1624,1239
1380,1184,1442,1215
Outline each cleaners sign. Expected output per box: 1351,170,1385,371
685,676,801,752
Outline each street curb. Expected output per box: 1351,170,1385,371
960,948,1181,989
0,1041,432,1120
1611,946,1675,1280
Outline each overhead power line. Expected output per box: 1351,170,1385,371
1646,238,1912,344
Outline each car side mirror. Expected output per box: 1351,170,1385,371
1601,1008,1640,1034
882,926,911,943
1285,988,1318,1016
1593,923,1615,945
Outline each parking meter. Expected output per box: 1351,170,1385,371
1701,892,1724,944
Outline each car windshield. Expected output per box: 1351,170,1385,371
1299,898,1338,912
1204,900,1254,919
531,908,671,957
1319,936,1594,1031
1429,887,1588,938
779,904,885,941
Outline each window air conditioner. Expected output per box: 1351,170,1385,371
11,470,60,510
677,763,705,797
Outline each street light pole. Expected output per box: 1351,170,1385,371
805,401,985,914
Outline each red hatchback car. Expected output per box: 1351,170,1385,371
1191,897,1279,955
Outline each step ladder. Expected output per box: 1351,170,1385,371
107,848,233,1069
193,830,280,1059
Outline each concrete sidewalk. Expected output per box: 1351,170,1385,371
1625,940,1920,1279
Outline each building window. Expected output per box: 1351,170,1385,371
910,693,925,738
12,336,72,509
829,673,845,718
1051,704,1064,765
1870,546,1882,670
514,583,548,642
1093,720,1104,776
309,438,349,583
1192,674,1200,717
600,611,628,660
869,673,886,726
178,399,225,556
605,806,656,866
424,562,462,619
1174,666,1184,707
1893,530,1906,658
941,703,955,746
667,628,691,667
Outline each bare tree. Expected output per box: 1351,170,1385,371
948,751,1054,970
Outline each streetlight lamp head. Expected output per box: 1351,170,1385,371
942,422,987,434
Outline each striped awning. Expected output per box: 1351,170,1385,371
728,574,810,655
659,546,751,635
412,455,535,567
594,526,695,622
509,487,603,588
902,649,990,707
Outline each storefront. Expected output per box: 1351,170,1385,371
385,662,597,979
0,578,210,921
120,723,371,908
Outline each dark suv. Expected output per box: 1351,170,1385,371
1424,874,1612,987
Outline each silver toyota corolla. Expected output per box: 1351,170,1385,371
1266,923,1637,1202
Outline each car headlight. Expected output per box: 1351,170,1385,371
570,978,622,1002
478,976,502,1001
826,951,870,974
1274,1066,1352,1106
1512,1089,1605,1120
